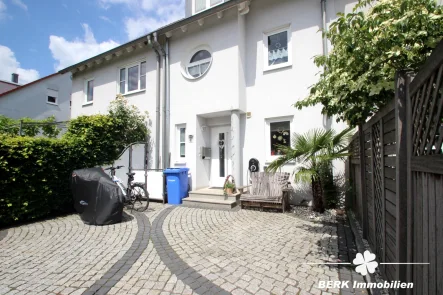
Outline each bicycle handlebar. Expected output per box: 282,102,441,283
104,165,125,171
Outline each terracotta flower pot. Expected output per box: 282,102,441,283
226,188,233,195
336,209,345,216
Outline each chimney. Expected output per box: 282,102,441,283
11,73,19,84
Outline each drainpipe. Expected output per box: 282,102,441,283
147,35,162,169
321,0,332,130
321,0,328,57
165,38,171,169
148,33,166,169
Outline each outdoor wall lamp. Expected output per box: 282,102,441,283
188,134,194,142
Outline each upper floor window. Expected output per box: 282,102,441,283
85,79,94,104
47,89,58,105
119,61,146,94
187,50,212,79
193,0,224,14
263,25,292,72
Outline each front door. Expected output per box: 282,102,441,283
210,126,231,188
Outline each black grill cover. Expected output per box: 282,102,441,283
71,167,124,225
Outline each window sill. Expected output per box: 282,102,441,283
82,101,93,107
121,89,146,96
46,102,58,106
264,62,292,73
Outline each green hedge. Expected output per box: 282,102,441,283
0,97,149,227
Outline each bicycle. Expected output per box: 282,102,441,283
104,165,150,212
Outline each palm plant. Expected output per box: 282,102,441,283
266,128,353,212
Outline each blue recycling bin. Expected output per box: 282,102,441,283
163,168,189,204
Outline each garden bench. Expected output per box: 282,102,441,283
240,172,291,212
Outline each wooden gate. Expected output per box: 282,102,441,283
407,40,443,295
347,40,443,295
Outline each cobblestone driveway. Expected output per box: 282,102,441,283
0,204,346,295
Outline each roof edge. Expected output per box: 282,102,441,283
59,0,249,74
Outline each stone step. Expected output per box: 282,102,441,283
182,197,238,210
189,188,240,202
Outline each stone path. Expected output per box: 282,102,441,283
0,204,363,295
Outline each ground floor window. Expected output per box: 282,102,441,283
270,121,290,155
177,125,186,159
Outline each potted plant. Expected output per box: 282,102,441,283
224,181,235,195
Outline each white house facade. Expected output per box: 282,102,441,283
0,73,72,121
63,0,357,201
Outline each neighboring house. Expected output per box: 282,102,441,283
0,73,72,121
61,0,357,195
0,74,20,95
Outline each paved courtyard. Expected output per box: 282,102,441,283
0,204,360,295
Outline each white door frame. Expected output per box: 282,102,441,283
210,125,231,187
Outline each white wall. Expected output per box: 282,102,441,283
69,0,358,198
168,8,241,189
0,73,71,121
70,48,159,168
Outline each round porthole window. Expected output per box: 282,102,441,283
186,50,212,79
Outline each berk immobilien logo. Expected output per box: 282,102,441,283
304,250,428,290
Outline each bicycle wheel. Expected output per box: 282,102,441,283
130,183,149,212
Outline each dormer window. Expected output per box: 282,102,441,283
193,0,224,14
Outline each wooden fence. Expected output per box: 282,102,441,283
347,40,443,295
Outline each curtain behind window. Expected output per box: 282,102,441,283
195,0,206,12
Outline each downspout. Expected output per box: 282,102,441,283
321,0,328,57
147,35,161,169
165,38,171,169
321,0,331,129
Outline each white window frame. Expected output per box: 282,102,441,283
265,116,293,162
176,124,187,163
263,24,292,72
118,60,147,95
47,89,58,105
186,51,212,79
192,0,224,14
84,78,94,105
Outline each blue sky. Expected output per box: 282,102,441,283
0,0,184,84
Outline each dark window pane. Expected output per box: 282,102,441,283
190,50,211,63
219,133,225,177
47,96,56,103
119,81,125,94
120,68,125,82
270,121,290,156
180,128,186,142
195,0,206,12
268,31,289,66
180,143,185,158
128,65,139,91
211,0,222,5
188,65,200,77
87,80,94,102
140,62,146,75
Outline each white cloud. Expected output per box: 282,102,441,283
125,0,185,40
0,45,40,84
0,0,9,20
11,0,27,11
49,23,120,71
99,15,112,23
97,0,185,40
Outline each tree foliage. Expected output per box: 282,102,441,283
295,0,443,126
0,96,149,227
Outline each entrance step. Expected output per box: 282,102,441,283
182,197,238,210
182,187,240,210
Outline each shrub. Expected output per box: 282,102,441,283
0,96,149,227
